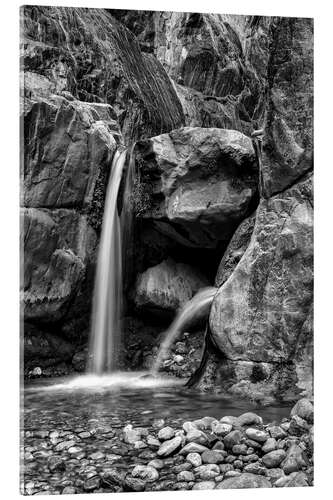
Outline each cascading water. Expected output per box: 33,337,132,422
88,149,128,374
152,287,218,375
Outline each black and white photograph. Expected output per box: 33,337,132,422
16,0,318,495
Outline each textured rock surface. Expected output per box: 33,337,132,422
136,127,258,248
210,175,313,397
21,6,184,141
134,258,209,315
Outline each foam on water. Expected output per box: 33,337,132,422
26,372,183,393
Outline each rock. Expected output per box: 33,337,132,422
289,415,310,436
157,436,182,457
290,398,314,423
262,438,277,454
123,425,142,444
146,435,160,448
136,127,258,248
216,473,272,489
268,426,287,440
262,450,286,468
123,477,146,492
177,471,194,482
210,176,313,397
211,422,232,437
173,355,184,364
186,452,202,467
152,419,165,429
212,441,225,451
224,430,243,449
62,487,76,494
243,462,267,475
193,417,217,430
215,214,256,287
22,7,184,141
192,481,216,490
147,459,164,470
245,428,268,443
281,444,307,474
232,444,248,455
201,450,225,464
275,471,309,487
185,429,209,445
236,412,263,428
132,465,159,482
262,18,313,197
194,464,220,480
220,416,238,426
134,258,209,314
102,469,126,486
83,476,101,492
158,426,175,441
47,456,65,472
179,443,209,455
183,422,198,433
54,440,76,452
266,468,285,483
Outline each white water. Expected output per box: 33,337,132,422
88,149,127,374
152,286,218,374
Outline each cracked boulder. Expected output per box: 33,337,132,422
22,207,96,322
209,175,313,397
133,258,209,316
136,127,258,248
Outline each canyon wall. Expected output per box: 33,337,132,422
21,6,313,399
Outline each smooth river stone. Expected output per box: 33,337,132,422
157,436,182,457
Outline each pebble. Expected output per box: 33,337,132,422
132,465,159,482
232,444,248,455
245,428,268,443
179,442,208,455
47,456,65,472
211,422,232,437
262,437,277,453
123,477,145,492
158,426,175,441
194,464,220,480
268,425,287,439
89,451,105,460
224,430,243,449
201,450,224,464
182,421,197,433
237,412,263,427
185,429,208,445
177,471,194,482
243,462,267,475
290,398,314,423
157,436,182,457
146,435,160,447
192,481,216,489
83,476,101,491
186,452,202,467
147,459,164,470
54,440,76,452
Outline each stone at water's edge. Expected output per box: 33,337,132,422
210,175,313,399
216,473,272,489
134,258,209,315
135,127,258,248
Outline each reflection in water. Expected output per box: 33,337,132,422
24,375,291,432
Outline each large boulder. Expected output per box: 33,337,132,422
23,95,119,211
134,258,209,315
210,175,313,396
22,208,96,322
21,6,184,141
136,127,258,248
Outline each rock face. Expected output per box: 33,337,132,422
135,127,258,248
210,174,313,398
134,258,209,315
22,6,184,141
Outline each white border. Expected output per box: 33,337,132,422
1,1,332,499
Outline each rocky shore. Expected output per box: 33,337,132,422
22,398,313,494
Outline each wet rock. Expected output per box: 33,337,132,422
243,462,267,475
211,422,232,437
262,438,277,454
83,476,101,492
47,456,65,472
134,258,209,315
186,429,209,445
186,452,202,467
290,398,314,423
201,450,225,464
132,465,159,482
192,481,216,490
262,450,286,468
136,127,257,248
123,425,142,444
245,428,268,443
177,471,195,482
183,422,198,433
236,412,263,427
194,464,220,480
146,435,160,448
123,477,146,492
281,444,307,474
157,436,182,457
224,430,243,449
158,426,175,441
216,472,272,489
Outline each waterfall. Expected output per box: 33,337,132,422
151,287,218,375
88,149,129,374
